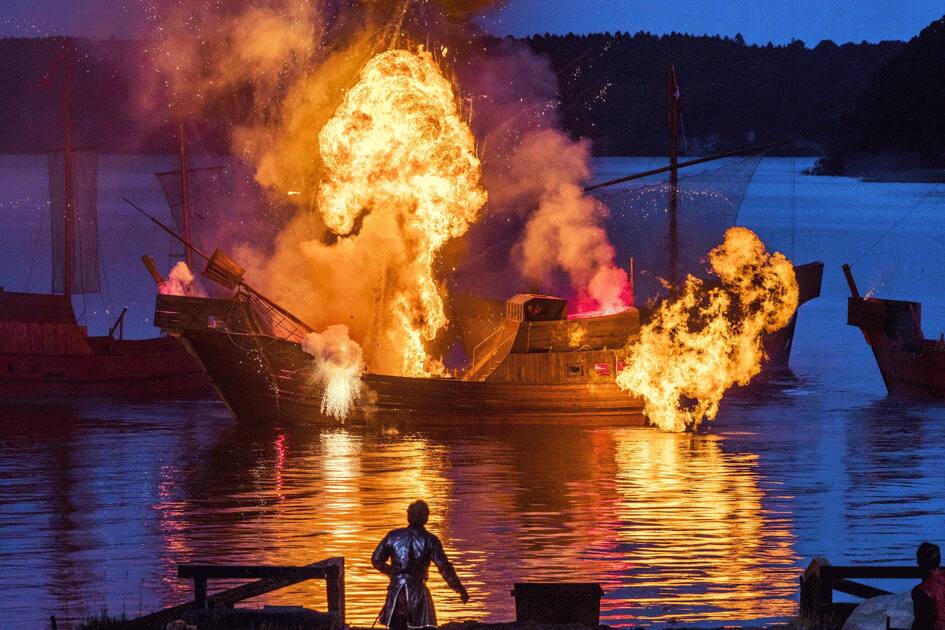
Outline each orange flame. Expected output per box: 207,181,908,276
616,227,799,432
317,48,486,377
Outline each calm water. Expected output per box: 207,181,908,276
2,157,945,628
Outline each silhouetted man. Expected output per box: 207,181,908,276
913,542,945,630
372,500,469,630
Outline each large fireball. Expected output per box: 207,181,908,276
617,227,799,432
317,48,487,377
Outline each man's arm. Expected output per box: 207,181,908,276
372,535,395,577
912,586,934,630
430,535,469,603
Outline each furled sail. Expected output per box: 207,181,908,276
48,149,99,294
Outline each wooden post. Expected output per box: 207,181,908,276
628,257,635,307
194,576,207,609
842,264,861,298
800,557,833,627
178,123,193,270
667,63,680,288
62,38,75,298
325,557,345,630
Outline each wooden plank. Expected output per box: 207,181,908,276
827,566,923,579
833,578,891,599
178,565,329,580
131,557,344,629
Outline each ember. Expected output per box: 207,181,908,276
616,227,799,432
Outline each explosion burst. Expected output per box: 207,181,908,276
317,47,487,377
616,227,799,432
302,325,364,421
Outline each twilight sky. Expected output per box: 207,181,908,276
0,0,942,44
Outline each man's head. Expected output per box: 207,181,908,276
917,542,941,572
407,500,429,527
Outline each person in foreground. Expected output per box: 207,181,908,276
913,542,945,630
372,500,469,630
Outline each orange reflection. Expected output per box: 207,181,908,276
164,426,798,626
609,429,798,623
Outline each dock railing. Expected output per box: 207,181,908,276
130,556,344,629
799,557,922,629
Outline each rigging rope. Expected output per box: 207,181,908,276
851,190,934,266
28,198,47,291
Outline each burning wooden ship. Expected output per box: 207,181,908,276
153,247,645,425
843,263,945,397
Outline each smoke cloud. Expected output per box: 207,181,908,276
139,0,628,376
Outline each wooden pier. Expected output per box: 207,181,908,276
799,557,924,629
128,557,344,629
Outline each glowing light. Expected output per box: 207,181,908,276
302,325,363,420
159,261,206,297
616,227,799,432
317,47,486,377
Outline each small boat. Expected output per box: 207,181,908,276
843,263,945,397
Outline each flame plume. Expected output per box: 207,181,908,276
317,48,487,377
616,227,799,432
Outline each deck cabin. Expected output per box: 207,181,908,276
465,294,640,384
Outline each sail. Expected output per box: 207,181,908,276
592,153,764,304
49,149,99,294
156,162,292,259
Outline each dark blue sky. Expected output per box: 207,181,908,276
479,0,944,44
1,0,942,44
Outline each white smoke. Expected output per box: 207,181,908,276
302,324,364,420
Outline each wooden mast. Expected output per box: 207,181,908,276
178,122,194,269
667,63,680,288
62,38,75,298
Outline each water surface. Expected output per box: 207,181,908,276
1,157,945,628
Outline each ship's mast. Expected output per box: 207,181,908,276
667,63,680,288
62,38,75,298
178,122,194,269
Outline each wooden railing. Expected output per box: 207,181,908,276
131,557,344,629
799,557,923,629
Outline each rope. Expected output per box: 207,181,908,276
790,156,797,259
28,198,47,291
851,190,934,266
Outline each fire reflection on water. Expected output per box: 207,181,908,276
18,416,799,626
167,426,799,626
609,432,797,621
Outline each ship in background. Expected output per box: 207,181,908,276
451,65,823,371
0,39,212,400
843,263,945,397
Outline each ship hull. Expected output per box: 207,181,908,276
0,290,214,399
847,292,945,398
0,336,214,399
183,328,646,426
